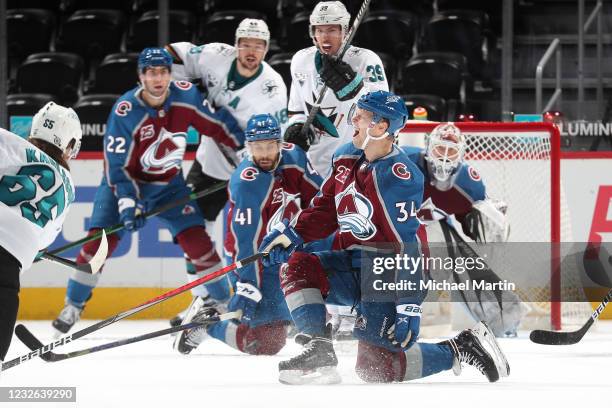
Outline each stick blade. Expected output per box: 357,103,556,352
14,324,58,362
529,329,582,345
88,229,108,274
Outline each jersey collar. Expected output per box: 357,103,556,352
227,59,263,91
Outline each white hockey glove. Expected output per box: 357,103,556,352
465,199,510,243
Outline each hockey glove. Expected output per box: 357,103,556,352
387,304,422,349
320,54,364,101
118,197,146,231
228,281,262,324
258,219,304,267
284,122,316,152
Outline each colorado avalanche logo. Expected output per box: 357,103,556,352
392,163,411,180
240,166,259,181
335,181,377,240
468,166,481,181
267,190,301,233
175,80,193,90
115,101,131,116
139,127,186,175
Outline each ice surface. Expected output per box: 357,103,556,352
2,320,611,408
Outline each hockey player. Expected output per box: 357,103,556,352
0,102,82,368
166,20,289,325
403,122,510,244
284,1,389,177
166,18,287,223
51,47,244,335
174,114,323,355
259,91,510,385
402,123,519,336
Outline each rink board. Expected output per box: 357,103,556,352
18,148,612,319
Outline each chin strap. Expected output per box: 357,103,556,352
360,122,390,150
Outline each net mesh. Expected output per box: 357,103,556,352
399,122,592,330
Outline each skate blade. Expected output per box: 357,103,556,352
474,322,510,378
279,367,342,385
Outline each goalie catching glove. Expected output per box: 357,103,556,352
463,199,510,243
320,54,364,101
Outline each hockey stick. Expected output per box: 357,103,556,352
35,180,228,261
1,252,263,371
39,230,108,274
299,0,372,137
529,286,612,345
14,311,241,363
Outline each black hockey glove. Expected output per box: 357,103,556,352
284,123,316,152
320,54,364,101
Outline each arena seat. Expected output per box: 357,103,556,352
353,10,417,61
56,9,125,59
197,10,267,45
88,53,139,95
7,9,55,60
285,11,312,52
420,9,489,78
74,94,119,150
398,52,468,102
126,10,195,51
16,52,84,104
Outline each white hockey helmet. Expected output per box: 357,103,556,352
425,122,466,186
235,18,270,50
309,1,351,38
30,102,83,159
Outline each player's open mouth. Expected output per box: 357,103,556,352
321,44,332,53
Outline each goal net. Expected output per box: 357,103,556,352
398,121,592,332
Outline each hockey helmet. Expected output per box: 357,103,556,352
245,114,281,143
357,90,408,136
235,18,270,50
309,1,351,38
138,47,173,72
30,102,82,159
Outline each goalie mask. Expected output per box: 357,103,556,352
425,122,466,190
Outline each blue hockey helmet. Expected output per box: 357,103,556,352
356,90,408,136
245,113,281,143
138,47,173,72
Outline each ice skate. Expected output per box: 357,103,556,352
173,296,220,354
52,303,84,338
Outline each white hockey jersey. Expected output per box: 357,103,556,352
168,42,288,180
0,129,75,270
288,46,389,176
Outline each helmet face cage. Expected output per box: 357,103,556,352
309,1,350,41
425,123,466,182
235,18,270,51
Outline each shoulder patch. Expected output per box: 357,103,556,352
240,166,259,181
282,142,295,150
392,162,412,180
468,166,481,181
174,80,193,90
115,100,132,117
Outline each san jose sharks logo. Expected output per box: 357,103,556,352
267,189,301,233
335,181,377,240
262,80,278,98
140,127,186,175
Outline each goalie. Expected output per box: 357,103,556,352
402,122,522,337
